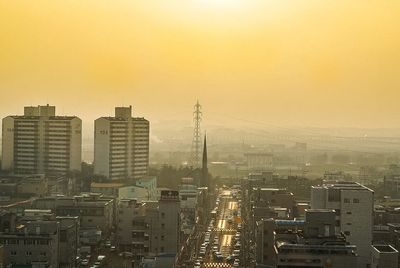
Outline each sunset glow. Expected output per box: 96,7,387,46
0,1,399,128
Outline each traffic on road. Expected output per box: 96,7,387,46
194,187,242,268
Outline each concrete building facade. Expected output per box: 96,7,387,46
0,220,60,268
2,105,82,175
311,181,374,268
255,209,358,268
32,194,114,236
116,191,180,262
94,106,150,181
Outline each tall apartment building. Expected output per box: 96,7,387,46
94,106,149,181
2,105,82,175
311,181,374,268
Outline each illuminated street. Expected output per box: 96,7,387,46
196,188,242,268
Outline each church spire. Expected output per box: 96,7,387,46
202,133,208,188
202,134,207,168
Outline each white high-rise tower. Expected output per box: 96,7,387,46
2,105,82,175
94,106,149,181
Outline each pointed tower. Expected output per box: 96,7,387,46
201,134,209,189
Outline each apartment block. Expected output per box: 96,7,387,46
2,105,82,175
94,106,149,181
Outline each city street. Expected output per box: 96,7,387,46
196,188,242,268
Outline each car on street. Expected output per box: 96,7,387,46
199,249,206,256
214,252,224,262
226,255,235,263
119,252,133,258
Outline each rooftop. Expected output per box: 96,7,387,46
373,245,398,253
91,182,125,188
312,181,373,192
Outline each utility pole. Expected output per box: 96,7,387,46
190,100,202,168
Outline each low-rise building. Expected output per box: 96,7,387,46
311,181,374,268
371,244,398,268
91,177,157,201
0,220,60,268
116,191,181,263
57,216,79,268
33,193,114,236
256,209,358,267
0,174,48,198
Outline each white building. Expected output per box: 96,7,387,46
311,181,374,268
2,105,82,175
136,176,157,200
94,106,149,181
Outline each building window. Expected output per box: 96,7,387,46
161,223,165,229
10,251,17,256
161,235,164,241
347,223,352,225
344,231,351,236
160,247,164,253
328,189,341,202
40,252,47,256
26,251,32,256
161,212,165,218
344,198,350,203
353,198,360,203
346,212,352,215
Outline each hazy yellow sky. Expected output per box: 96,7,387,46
0,0,399,129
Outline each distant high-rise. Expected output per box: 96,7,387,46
94,106,149,181
1,105,82,175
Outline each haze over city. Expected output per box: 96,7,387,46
1,1,400,268
1,0,400,129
